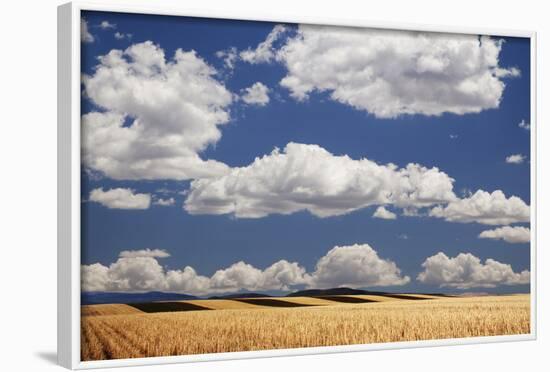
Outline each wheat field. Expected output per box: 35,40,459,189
81,304,143,317
81,294,530,361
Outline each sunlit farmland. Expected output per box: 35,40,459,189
81,294,530,361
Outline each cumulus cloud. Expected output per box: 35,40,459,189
306,244,410,288
100,21,116,29
216,47,238,69
81,19,94,43
164,266,211,294
89,188,151,209
114,32,132,40
184,142,457,218
81,244,408,294
154,197,175,207
241,82,270,106
505,154,526,164
103,256,168,291
429,190,530,225
479,226,530,244
82,256,169,292
119,249,171,258
240,25,287,64
402,208,422,217
373,206,397,220
81,264,110,292
209,260,308,293
275,25,519,118
417,252,530,289
82,41,233,180
518,119,530,130
82,251,308,295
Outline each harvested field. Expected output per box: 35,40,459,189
81,294,530,361
82,304,143,317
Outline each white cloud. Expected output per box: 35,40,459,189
402,208,422,217
154,197,175,207
241,82,270,106
81,263,110,292
479,226,530,244
156,187,178,195
104,256,169,291
119,249,171,258
89,188,151,210
518,119,530,130
114,32,132,40
81,244,408,294
82,256,169,292
81,19,94,43
306,244,410,288
373,206,397,220
113,32,132,40
216,47,238,69
259,260,309,290
82,41,233,180
505,154,526,164
449,134,458,139
164,266,211,294
276,25,518,118
429,190,530,225
240,25,287,64
208,260,308,293
493,67,521,78
100,21,116,29
417,252,530,289
82,251,307,295
184,143,457,218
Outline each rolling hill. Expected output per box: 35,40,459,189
81,291,197,305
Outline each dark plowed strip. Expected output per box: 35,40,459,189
129,302,211,313
234,298,314,307
379,294,431,300
313,296,378,303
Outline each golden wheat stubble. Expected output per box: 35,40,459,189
81,294,530,361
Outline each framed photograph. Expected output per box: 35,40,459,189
58,1,536,369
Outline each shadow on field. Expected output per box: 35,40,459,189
129,302,211,313
235,298,315,307
314,296,378,303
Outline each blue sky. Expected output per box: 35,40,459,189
80,10,531,295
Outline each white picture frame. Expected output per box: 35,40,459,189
58,1,537,369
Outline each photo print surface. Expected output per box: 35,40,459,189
80,10,531,361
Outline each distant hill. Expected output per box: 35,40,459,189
287,287,387,297
81,291,197,305
208,293,269,299
82,289,454,305
287,288,454,297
